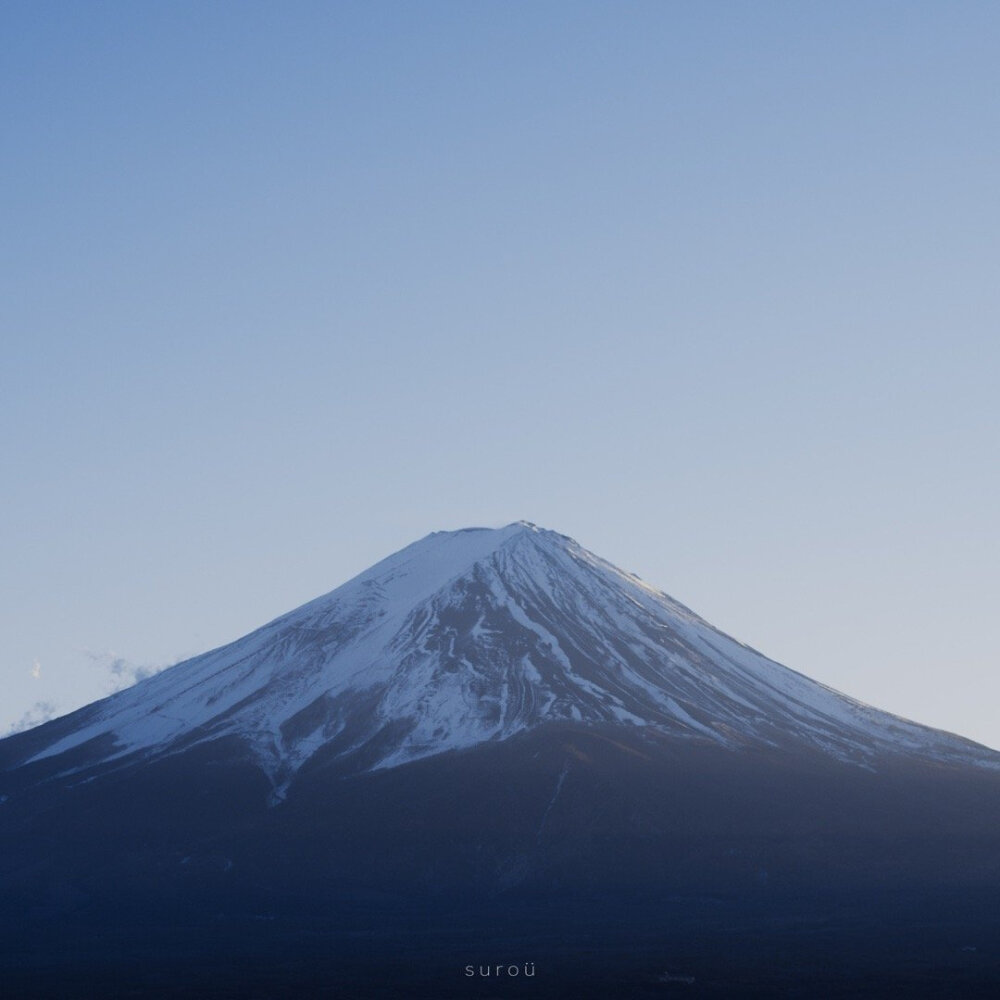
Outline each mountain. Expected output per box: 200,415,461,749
5,522,994,792
3,523,1000,998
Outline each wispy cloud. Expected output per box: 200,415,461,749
84,650,172,693
5,701,58,736
30,659,41,679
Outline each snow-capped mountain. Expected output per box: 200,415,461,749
14,522,995,798
6,523,1000,998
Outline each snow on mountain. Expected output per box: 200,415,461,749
19,522,997,796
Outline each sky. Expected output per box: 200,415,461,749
2,2,998,748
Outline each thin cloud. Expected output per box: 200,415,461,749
30,659,41,679
84,650,172,693
5,701,57,736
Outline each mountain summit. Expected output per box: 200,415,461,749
8,522,994,799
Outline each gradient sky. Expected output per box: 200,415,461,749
3,2,998,748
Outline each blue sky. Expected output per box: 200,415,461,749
3,2,998,747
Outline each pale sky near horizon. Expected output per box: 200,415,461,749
3,2,999,748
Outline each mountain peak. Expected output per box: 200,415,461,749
422,520,561,549
326,521,557,620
